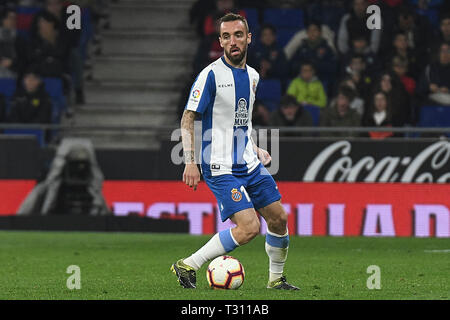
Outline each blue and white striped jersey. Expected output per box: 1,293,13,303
185,56,261,177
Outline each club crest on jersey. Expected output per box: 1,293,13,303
231,188,242,202
234,98,248,127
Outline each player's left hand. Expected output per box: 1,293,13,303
257,148,272,166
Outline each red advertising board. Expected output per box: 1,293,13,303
1,180,449,237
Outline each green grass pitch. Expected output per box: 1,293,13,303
0,231,448,300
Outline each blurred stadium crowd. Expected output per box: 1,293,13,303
180,0,450,138
0,0,109,130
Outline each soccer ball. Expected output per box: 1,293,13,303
206,256,245,289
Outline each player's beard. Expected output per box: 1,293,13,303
225,46,247,67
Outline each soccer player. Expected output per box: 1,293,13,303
171,13,299,290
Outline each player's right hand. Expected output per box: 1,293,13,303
183,164,200,191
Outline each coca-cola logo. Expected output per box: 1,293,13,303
303,141,450,183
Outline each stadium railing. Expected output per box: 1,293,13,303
0,123,449,139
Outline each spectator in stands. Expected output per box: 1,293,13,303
418,42,450,105
362,91,394,139
252,99,270,126
287,61,327,108
31,0,84,104
248,24,289,81
288,21,337,85
284,19,336,61
0,8,17,79
27,11,70,83
340,34,381,78
437,13,450,45
332,81,365,116
339,53,372,103
383,32,421,79
8,69,52,124
269,94,313,136
391,55,416,96
430,13,450,58
0,7,27,79
390,5,432,73
320,85,361,137
337,0,382,55
371,72,411,127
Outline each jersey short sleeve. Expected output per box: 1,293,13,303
185,68,216,114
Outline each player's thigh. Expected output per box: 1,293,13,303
204,174,254,223
245,164,281,213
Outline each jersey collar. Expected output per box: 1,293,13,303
221,56,247,71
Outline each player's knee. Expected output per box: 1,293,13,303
242,219,260,244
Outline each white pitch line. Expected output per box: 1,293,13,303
424,249,450,253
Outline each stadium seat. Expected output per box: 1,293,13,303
303,104,320,126
243,8,259,33
417,106,450,137
256,79,282,112
418,105,450,127
0,78,17,113
416,8,439,29
43,78,66,124
263,8,304,29
417,105,450,137
276,28,297,47
3,129,45,147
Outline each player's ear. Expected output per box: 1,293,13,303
219,35,224,48
247,32,252,45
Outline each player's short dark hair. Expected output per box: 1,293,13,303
218,13,249,34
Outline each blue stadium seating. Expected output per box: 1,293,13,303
243,8,259,33
263,8,304,29
276,28,297,47
417,105,450,137
256,79,282,112
303,104,320,126
0,78,17,113
43,78,66,124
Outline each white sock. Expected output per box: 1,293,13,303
183,229,239,271
265,229,289,282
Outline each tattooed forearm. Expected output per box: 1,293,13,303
180,110,197,164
